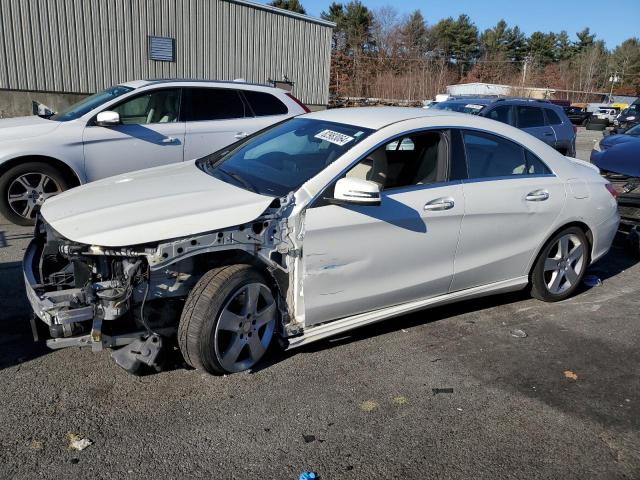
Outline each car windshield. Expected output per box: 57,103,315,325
432,101,486,114
50,85,134,121
197,118,374,197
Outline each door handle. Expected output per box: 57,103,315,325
162,137,178,144
234,132,248,140
543,132,554,136
525,189,549,201
424,197,455,211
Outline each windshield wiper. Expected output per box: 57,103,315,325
217,168,257,193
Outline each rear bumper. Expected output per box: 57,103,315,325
591,212,620,263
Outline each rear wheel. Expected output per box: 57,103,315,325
531,227,589,302
0,162,69,225
178,265,278,375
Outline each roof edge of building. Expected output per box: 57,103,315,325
224,0,336,28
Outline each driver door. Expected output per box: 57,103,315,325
301,130,465,326
82,88,185,181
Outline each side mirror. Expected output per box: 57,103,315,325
332,177,381,206
95,111,120,127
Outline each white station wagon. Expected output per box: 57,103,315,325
0,79,308,225
24,108,619,375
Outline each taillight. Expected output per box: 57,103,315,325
605,183,619,199
572,125,578,135
286,93,310,113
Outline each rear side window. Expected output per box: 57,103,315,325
462,130,551,178
244,90,288,116
183,88,246,121
545,109,563,125
487,105,514,125
517,106,545,128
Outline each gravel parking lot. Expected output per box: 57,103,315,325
1,128,638,479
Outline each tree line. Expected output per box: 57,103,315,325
270,0,640,102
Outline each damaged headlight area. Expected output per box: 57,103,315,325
24,204,295,374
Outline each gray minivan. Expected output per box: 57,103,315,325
433,98,577,157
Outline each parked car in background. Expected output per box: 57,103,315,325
433,98,577,156
613,104,640,132
0,79,309,225
24,108,618,375
590,128,640,248
564,106,592,126
593,107,620,126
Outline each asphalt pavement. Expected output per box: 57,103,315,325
0,128,638,479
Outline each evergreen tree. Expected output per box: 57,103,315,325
268,0,306,14
400,10,428,56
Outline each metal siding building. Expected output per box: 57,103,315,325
0,0,334,107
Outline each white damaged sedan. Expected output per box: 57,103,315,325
24,108,620,374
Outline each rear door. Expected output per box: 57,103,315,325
182,88,292,160
515,105,556,148
450,129,565,291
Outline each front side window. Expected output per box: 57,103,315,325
487,105,514,125
51,85,133,121
345,131,446,190
516,106,545,128
183,88,246,121
111,89,180,124
198,118,373,197
462,130,551,178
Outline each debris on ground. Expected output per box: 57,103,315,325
299,471,318,480
29,439,43,450
510,329,528,338
360,400,378,412
564,370,579,381
67,433,93,451
432,388,454,395
302,434,316,443
583,275,602,288
392,396,408,406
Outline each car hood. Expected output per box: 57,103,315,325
601,133,640,149
592,141,640,178
0,115,61,141
41,161,276,246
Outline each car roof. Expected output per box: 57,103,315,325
118,78,286,92
440,97,561,108
301,107,463,130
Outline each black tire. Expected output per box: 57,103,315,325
0,162,70,226
178,264,278,375
581,118,589,126
530,226,590,302
586,121,606,131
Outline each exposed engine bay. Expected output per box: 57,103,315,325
24,195,301,373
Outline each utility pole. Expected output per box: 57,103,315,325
608,72,619,102
521,55,532,89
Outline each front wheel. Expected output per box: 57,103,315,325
530,227,589,302
0,162,69,225
178,265,278,375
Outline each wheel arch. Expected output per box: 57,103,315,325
527,220,593,281
0,155,82,188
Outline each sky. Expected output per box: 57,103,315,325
266,0,640,49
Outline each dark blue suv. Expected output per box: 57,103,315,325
433,98,577,157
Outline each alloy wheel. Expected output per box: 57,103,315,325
214,282,276,373
543,233,585,295
7,172,62,220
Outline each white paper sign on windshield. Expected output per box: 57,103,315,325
314,129,355,146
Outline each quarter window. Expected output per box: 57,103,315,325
111,89,181,124
462,130,551,178
516,106,546,128
243,90,288,116
184,88,246,121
